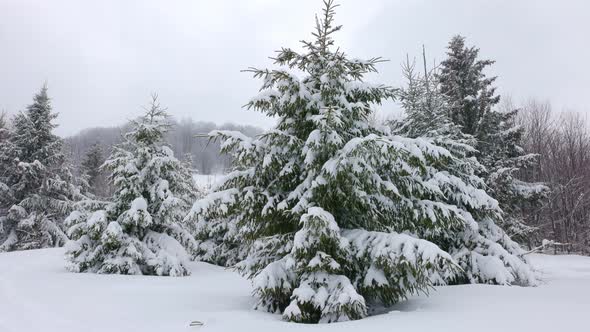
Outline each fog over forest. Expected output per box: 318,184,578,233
64,117,262,175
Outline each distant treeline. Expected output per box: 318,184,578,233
64,118,263,175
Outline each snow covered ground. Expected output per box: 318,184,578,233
0,249,588,332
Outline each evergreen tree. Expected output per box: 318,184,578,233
188,1,535,323
65,96,199,276
0,111,9,236
395,54,472,143
0,85,82,252
394,54,538,285
81,142,109,198
478,109,548,243
438,36,548,243
438,35,499,136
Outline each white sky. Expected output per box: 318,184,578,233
1,0,588,136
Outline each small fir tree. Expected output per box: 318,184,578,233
187,1,535,324
0,86,82,252
65,96,199,276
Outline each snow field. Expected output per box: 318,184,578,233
1,249,588,332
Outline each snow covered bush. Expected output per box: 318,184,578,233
185,1,538,324
65,96,199,276
0,86,82,252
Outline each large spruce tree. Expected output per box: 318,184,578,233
0,85,81,252
188,1,535,324
438,36,548,243
65,96,199,276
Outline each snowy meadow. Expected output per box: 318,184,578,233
1,249,589,332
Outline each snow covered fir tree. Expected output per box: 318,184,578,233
393,53,472,142
392,54,538,283
187,1,536,324
438,35,548,243
0,85,82,252
64,96,200,276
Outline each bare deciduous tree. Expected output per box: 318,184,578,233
518,100,590,254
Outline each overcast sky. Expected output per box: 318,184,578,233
1,0,589,136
